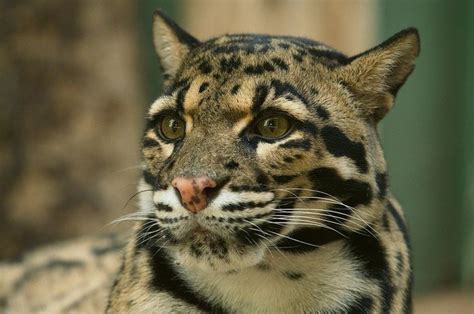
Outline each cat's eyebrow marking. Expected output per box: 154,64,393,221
148,96,177,116
261,97,313,121
232,96,312,133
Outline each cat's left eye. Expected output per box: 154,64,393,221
255,114,292,139
158,114,185,141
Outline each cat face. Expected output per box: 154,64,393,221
137,11,419,272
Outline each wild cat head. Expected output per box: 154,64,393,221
136,11,419,272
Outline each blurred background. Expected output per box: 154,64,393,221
1,0,472,311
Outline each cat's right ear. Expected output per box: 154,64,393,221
153,10,200,79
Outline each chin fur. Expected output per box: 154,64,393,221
167,240,265,273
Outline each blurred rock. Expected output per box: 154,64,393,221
0,1,145,258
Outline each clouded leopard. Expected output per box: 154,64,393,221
1,10,419,313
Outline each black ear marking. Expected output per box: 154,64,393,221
152,10,200,79
153,10,200,47
338,28,420,122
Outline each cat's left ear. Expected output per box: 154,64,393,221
336,28,420,122
153,10,200,80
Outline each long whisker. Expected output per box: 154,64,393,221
265,229,323,249
242,221,276,260
253,217,349,239
120,189,154,211
268,213,378,239
272,210,379,239
274,209,375,231
275,195,380,222
113,164,145,174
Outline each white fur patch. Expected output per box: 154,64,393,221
210,190,274,208
148,96,174,116
137,178,155,214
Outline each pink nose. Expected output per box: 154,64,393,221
171,176,216,213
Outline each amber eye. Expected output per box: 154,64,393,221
159,115,185,140
256,115,292,139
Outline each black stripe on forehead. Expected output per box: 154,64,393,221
306,48,349,65
251,84,269,113
175,83,191,113
164,78,190,95
220,55,242,73
270,79,309,106
244,62,275,75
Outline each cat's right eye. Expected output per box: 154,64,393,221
157,114,185,141
254,114,293,139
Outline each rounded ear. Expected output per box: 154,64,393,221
152,10,200,81
336,28,420,122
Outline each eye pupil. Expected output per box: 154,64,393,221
264,119,277,132
256,115,291,139
169,119,179,133
159,115,185,140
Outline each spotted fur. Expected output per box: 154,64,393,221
106,10,420,313
0,10,419,313
0,234,125,312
